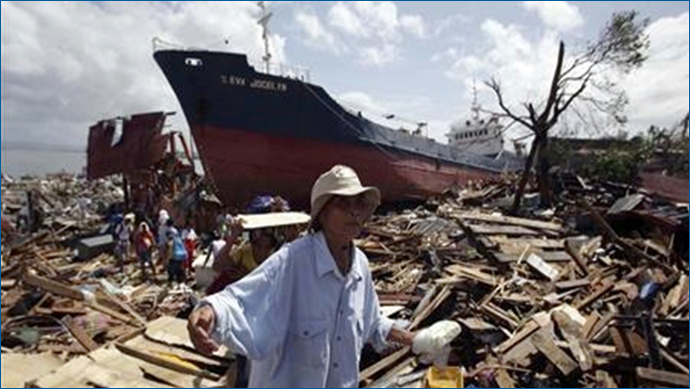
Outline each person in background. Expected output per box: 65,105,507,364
167,219,187,284
114,213,135,271
157,209,170,267
134,221,156,280
187,165,419,387
207,222,279,295
181,218,198,276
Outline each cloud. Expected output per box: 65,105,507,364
328,2,366,38
323,1,426,66
522,1,584,33
294,10,341,54
444,18,560,102
624,12,689,131
431,47,459,63
400,15,426,38
358,43,399,67
438,17,568,140
0,2,286,148
439,10,689,139
337,91,388,113
432,14,472,37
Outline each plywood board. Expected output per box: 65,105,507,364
1,353,64,388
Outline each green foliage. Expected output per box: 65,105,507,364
590,10,650,72
647,115,690,177
582,137,653,184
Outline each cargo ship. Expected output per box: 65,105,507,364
153,4,522,206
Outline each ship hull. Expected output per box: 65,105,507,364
194,125,494,205
154,49,521,206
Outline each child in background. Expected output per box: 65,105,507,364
134,221,156,280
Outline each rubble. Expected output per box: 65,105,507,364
1,170,688,388
356,176,688,388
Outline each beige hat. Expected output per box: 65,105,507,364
310,165,380,220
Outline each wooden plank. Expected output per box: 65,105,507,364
482,302,519,330
33,355,93,387
581,312,601,339
575,279,614,310
501,337,539,367
452,211,564,232
660,345,690,375
360,347,409,382
568,339,593,372
660,274,689,316
565,239,590,276
409,285,452,330
85,363,168,388
144,315,229,359
494,368,516,388
489,236,565,250
636,367,689,387
62,315,99,352
364,356,416,388
23,271,84,301
454,219,506,269
88,300,140,325
526,253,560,281
1,352,64,388
610,327,632,357
496,251,572,263
586,311,615,342
0,279,17,290
98,291,147,327
469,224,542,236
579,200,675,273
115,342,220,381
361,286,451,382
595,370,618,388
531,331,578,376
554,340,616,354
444,264,499,286
126,334,226,368
556,279,591,291
496,320,540,354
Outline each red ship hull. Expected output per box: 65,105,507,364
194,125,499,206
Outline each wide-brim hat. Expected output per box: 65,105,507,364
310,165,380,220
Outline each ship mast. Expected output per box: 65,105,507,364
257,1,272,73
471,78,480,121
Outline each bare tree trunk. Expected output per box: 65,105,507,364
536,135,553,208
510,136,540,215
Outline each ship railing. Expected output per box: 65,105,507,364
152,37,311,82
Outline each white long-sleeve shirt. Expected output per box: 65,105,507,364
203,231,393,388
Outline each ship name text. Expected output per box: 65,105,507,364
220,75,287,92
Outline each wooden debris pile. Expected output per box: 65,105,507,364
1,226,197,361
358,184,689,388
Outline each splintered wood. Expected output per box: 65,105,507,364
357,187,688,387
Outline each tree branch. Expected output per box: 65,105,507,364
485,79,534,130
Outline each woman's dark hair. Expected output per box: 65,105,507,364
308,218,323,233
250,229,278,246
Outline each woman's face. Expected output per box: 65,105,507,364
319,194,373,244
252,231,276,264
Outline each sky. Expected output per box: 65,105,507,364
1,1,688,153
